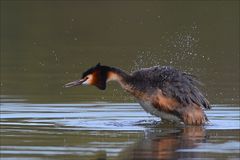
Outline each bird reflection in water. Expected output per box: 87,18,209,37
120,126,206,160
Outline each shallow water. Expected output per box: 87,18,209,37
1,101,239,160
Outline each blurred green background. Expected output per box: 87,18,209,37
1,0,239,104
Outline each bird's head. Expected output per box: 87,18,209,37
64,63,110,90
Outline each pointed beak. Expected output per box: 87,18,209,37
64,78,87,88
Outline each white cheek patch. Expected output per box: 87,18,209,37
83,75,93,85
82,81,89,85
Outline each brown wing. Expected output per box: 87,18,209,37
132,66,210,109
151,89,208,125
159,69,210,110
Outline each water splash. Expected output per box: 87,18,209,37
131,23,210,74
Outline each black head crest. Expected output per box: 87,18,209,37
96,63,101,67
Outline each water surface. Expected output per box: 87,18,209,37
1,101,239,160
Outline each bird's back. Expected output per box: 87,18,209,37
131,66,210,125
131,66,209,109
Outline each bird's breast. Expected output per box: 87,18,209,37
137,100,181,122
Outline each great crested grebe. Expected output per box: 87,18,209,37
65,63,211,125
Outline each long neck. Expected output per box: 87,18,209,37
107,67,148,99
107,67,134,92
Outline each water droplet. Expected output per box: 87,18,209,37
39,62,45,66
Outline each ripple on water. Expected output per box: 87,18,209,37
1,103,239,130
0,102,239,160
